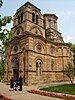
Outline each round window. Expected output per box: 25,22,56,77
14,46,18,52
16,29,20,35
36,44,42,52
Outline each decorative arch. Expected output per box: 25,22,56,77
51,59,56,70
11,44,20,54
50,46,55,54
34,41,45,53
11,56,19,80
32,8,41,16
14,26,24,36
11,56,19,68
63,47,67,56
57,47,62,55
34,57,43,76
35,59,43,76
30,26,43,36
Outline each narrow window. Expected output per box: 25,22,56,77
36,15,38,24
51,63,54,70
48,19,51,28
36,62,38,76
18,16,20,24
16,29,20,35
36,60,42,76
54,20,56,29
32,13,35,23
21,13,23,22
51,60,54,70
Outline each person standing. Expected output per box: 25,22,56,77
14,77,18,91
18,76,23,91
9,77,14,91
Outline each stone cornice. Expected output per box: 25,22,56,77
43,13,58,20
11,19,45,30
9,31,69,47
18,70,64,72
46,27,62,35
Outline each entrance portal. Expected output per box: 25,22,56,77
13,69,19,80
12,57,19,80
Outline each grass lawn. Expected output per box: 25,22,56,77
40,84,75,95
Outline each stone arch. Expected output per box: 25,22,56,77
34,57,43,76
63,47,67,56
11,56,19,68
57,47,62,55
50,46,55,54
14,26,24,35
30,26,43,36
32,8,41,16
32,12,35,23
34,56,44,63
11,44,20,54
11,56,19,80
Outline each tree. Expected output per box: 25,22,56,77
64,64,75,84
70,44,75,54
0,0,12,79
68,43,75,67
0,0,3,7
70,44,75,67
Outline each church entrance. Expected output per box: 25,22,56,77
13,68,19,80
12,57,19,80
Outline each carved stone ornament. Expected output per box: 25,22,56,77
36,44,42,52
14,45,18,52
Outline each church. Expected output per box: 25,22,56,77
4,2,73,85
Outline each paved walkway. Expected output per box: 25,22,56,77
0,82,65,100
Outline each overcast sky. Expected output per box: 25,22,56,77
0,0,75,44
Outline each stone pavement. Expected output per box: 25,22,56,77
0,82,65,100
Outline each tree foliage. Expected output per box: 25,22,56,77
0,0,3,7
64,43,75,84
68,43,75,67
64,64,75,84
70,44,75,54
0,0,12,78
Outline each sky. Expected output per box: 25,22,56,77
0,0,75,44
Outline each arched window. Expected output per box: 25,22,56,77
36,15,38,24
14,45,18,52
21,13,23,22
36,59,42,76
16,29,20,35
18,13,23,24
32,13,35,23
51,60,54,70
18,16,20,24
50,46,55,55
48,19,51,28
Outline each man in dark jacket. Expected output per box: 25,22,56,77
9,77,14,91
18,76,23,91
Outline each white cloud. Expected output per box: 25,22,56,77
63,34,75,43
55,9,75,43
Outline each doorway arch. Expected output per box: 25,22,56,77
12,57,19,80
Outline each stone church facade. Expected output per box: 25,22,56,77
5,2,73,85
